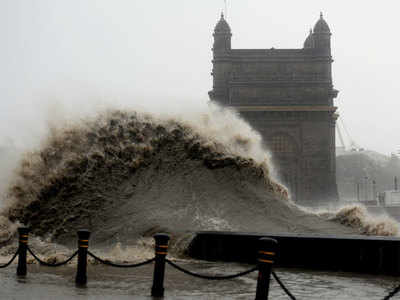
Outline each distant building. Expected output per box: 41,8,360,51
209,13,339,205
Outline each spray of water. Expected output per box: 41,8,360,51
314,204,399,236
0,100,397,259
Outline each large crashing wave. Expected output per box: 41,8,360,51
0,105,383,250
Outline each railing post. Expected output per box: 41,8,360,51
75,229,90,286
255,237,278,300
17,227,29,276
151,233,170,298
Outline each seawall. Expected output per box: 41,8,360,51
188,231,400,275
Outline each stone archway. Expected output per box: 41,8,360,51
268,133,299,201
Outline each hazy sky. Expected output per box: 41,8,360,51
0,1,399,155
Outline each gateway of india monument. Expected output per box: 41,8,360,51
209,13,339,205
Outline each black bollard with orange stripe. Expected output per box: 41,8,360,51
75,229,90,285
151,233,170,297
17,227,29,276
255,237,278,300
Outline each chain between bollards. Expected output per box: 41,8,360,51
7,228,294,299
255,237,278,300
75,229,91,286
17,227,29,276
151,233,170,298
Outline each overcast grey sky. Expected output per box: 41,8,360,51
0,0,399,155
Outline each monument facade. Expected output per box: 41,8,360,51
209,13,339,205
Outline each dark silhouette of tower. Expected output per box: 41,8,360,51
213,13,231,52
209,13,339,205
313,13,331,56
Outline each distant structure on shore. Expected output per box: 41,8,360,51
209,13,339,205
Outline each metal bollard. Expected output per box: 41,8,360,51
255,237,278,300
17,227,29,276
75,229,91,286
151,233,170,298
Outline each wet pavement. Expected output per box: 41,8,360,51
0,260,398,299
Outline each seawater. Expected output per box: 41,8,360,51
1,105,400,299
0,261,397,299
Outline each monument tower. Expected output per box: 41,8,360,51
209,13,339,205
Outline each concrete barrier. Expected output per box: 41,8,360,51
188,232,400,275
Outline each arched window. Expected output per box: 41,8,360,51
269,134,297,154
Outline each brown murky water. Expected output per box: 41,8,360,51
2,106,399,300
0,260,398,299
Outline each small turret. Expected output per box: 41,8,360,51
312,12,331,55
314,12,331,33
213,13,232,52
303,29,314,49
